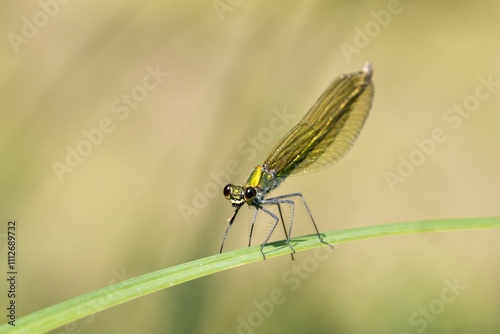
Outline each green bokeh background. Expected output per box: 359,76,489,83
1,1,500,333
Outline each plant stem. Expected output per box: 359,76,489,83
2,217,499,334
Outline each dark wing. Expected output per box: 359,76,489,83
263,63,374,179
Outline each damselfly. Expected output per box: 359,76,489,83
221,63,374,259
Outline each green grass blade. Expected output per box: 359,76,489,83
2,217,500,334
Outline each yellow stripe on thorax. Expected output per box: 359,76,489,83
246,165,263,188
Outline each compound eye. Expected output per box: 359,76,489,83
244,187,257,202
223,184,232,199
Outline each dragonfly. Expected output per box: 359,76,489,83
221,63,374,259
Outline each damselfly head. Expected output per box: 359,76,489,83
223,184,257,207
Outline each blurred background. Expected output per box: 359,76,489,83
1,1,500,333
